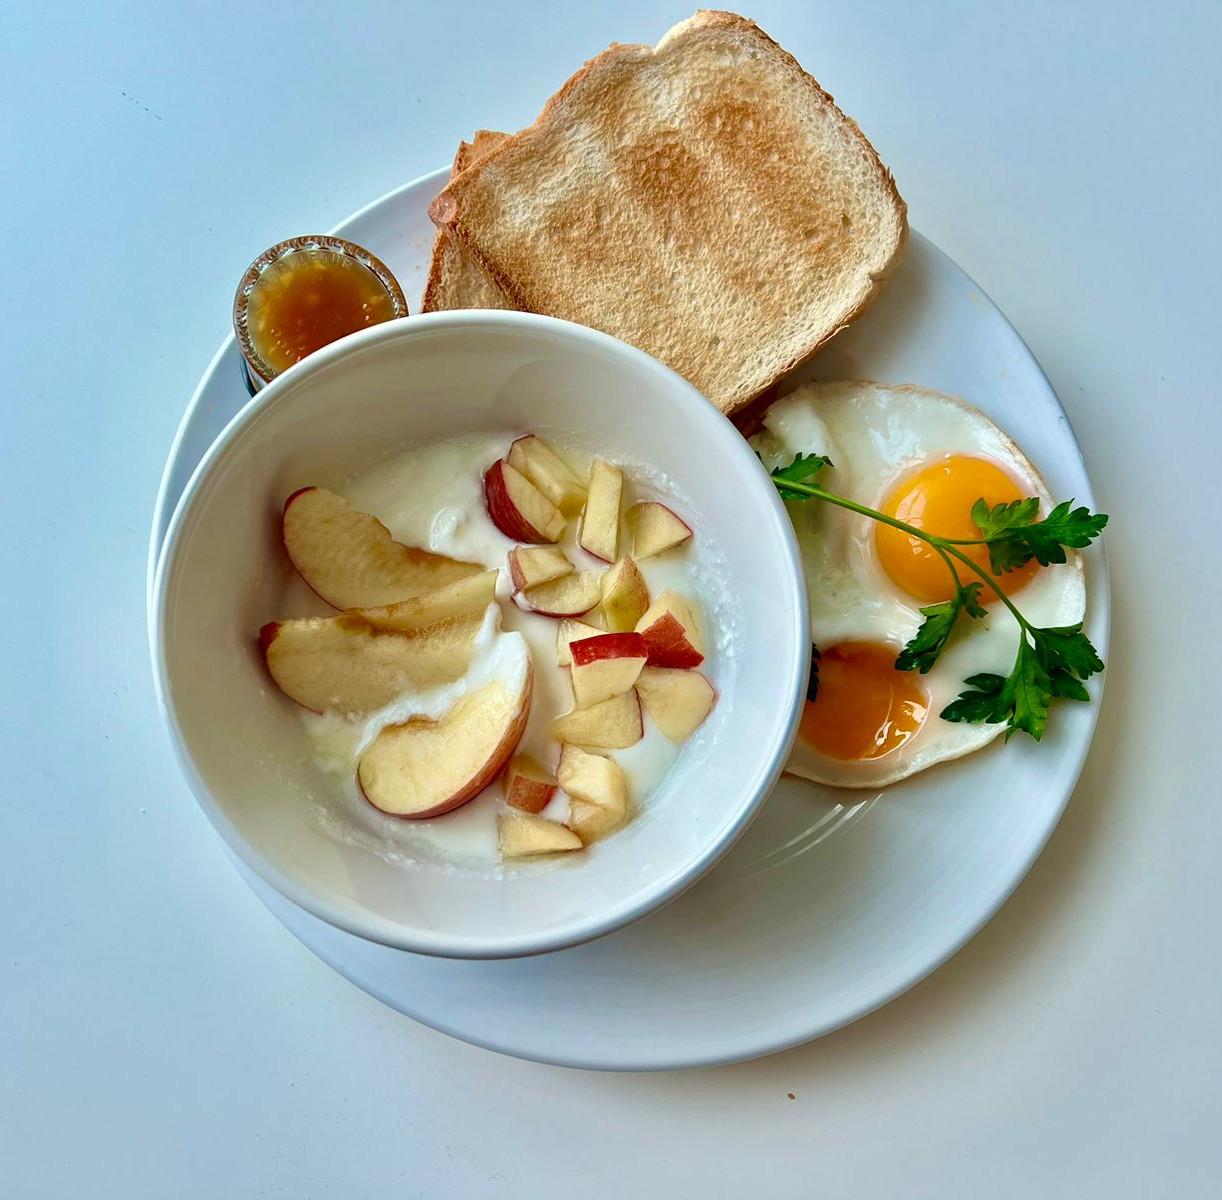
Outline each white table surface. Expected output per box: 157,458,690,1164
3,1,1219,1194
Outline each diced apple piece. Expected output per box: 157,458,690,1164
282,487,482,609
599,555,650,632
483,460,566,544
628,501,692,559
498,811,582,858
357,645,533,818
551,689,643,749
504,753,557,814
578,459,622,562
556,618,603,666
518,570,601,617
507,545,572,592
259,614,479,715
507,435,587,516
351,570,497,632
557,746,629,842
635,589,706,668
636,668,717,742
569,632,648,709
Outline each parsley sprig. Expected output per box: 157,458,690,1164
770,453,1107,740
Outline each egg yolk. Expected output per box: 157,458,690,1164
799,642,928,761
875,455,1041,603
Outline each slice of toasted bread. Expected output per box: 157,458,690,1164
430,11,907,413
421,130,515,312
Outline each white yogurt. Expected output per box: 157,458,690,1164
298,431,715,868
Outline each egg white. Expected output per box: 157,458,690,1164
752,381,1087,788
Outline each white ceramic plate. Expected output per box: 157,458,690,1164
147,168,1109,1070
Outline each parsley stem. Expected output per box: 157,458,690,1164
937,543,1031,630
777,478,1033,630
776,479,934,539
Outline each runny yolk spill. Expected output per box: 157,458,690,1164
800,641,928,761
875,455,1041,603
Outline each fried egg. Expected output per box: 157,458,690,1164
752,381,1087,788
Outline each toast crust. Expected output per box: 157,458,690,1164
430,11,908,413
421,130,515,312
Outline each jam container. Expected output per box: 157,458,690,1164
233,235,408,391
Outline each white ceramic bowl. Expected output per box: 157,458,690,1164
153,312,808,958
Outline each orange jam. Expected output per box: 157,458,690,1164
234,237,406,386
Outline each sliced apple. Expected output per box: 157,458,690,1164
635,589,706,668
260,614,478,715
551,689,643,749
357,651,533,819
483,460,565,544
557,745,629,842
504,753,557,814
628,501,693,559
636,668,717,742
569,632,648,709
507,435,587,516
518,570,601,618
282,487,482,609
556,618,603,666
599,555,650,632
578,459,622,562
507,545,572,592
351,570,497,632
498,811,582,858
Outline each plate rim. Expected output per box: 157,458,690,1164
146,166,1110,1070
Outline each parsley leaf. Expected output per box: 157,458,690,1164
970,496,1040,538
806,644,821,703
1024,501,1111,562
941,624,1102,740
940,672,1008,725
971,497,1109,574
770,453,832,499
960,585,988,619
1033,622,1105,680
895,583,985,673
1048,670,1090,702
942,638,1052,740
1002,636,1054,740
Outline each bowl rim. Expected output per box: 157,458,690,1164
151,309,810,959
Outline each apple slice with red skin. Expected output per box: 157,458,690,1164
507,545,572,592
259,614,479,715
628,501,692,559
556,618,603,666
504,753,558,814
518,570,601,618
636,668,717,742
635,589,706,668
569,632,648,709
282,487,482,609
483,460,565,544
551,689,643,749
557,745,629,842
578,459,623,562
498,811,582,858
357,649,533,819
507,435,587,516
599,555,650,632
351,570,497,632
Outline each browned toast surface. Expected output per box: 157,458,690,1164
430,12,907,412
